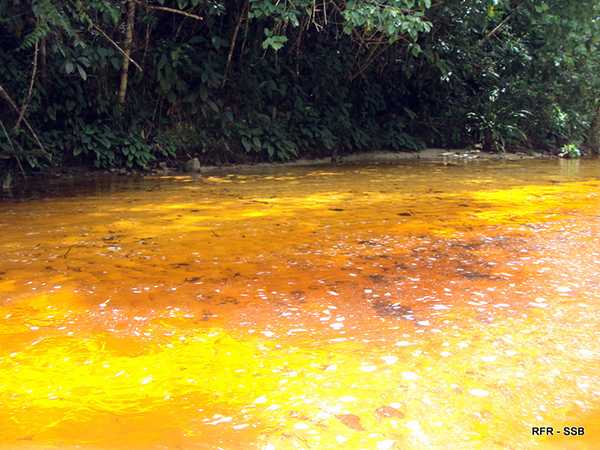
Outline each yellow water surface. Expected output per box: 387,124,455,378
0,159,599,449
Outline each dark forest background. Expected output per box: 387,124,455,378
1,0,599,173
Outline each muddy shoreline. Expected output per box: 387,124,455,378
0,148,565,194
200,147,552,171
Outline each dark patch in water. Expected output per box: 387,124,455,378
462,271,498,280
358,239,380,246
218,297,239,305
290,290,306,302
368,274,386,283
185,276,201,283
372,299,412,318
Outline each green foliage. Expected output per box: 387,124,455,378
342,0,432,43
21,0,74,49
559,143,581,159
381,120,424,151
45,124,175,169
0,0,599,173
261,29,288,51
466,108,531,152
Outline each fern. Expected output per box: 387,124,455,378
21,0,76,49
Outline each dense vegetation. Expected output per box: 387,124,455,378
1,0,599,175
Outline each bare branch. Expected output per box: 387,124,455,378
0,83,47,156
15,40,39,131
92,24,143,72
142,3,203,21
479,2,523,46
223,3,248,87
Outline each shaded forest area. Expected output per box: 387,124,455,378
1,0,599,174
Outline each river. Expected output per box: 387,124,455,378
0,159,598,449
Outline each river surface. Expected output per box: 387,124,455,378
0,159,599,449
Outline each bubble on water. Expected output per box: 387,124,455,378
361,364,377,372
330,322,344,330
402,371,419,381
287,329,307,335
381,355,398,365
208,416,232,425
481,356,497,363
468,388,489,397
406,420,429,445
141,375,153,385
432,304,450,310
254,395,267,404
262,331,275,337
417,320,430,326
377,440,396,450
294,422,309,430
577,349,594,359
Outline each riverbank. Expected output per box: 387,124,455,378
140,148,553,176
0,147,564,193
210,148,549,171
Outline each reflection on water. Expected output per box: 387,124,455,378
0,160,599,449
559,159,581,177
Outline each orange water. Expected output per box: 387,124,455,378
0,159,599,449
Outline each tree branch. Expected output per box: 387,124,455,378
141,3,203,21
223,2,248,87
15,40,39,131
479,2,523,46
92,24,143,72
0,83,47,156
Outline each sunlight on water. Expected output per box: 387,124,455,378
0,160,599,449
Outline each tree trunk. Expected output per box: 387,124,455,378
482,129,495,153
588,105,600,154
222,2,247,87
39,38,47,82
118,0,136,106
